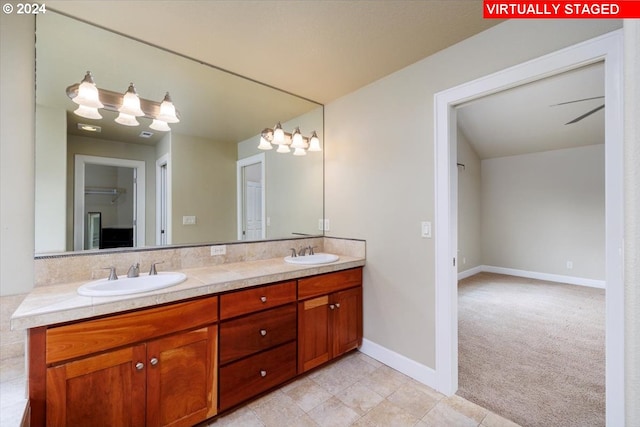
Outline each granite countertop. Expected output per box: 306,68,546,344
11,255,365,330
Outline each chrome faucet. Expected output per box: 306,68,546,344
289,248,297,257
127,263,140,278
298,247,308,256
102,266,118,281
308,246,316,255
149,261,164,275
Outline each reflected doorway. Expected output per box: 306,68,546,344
237,154,265,240
74,155,146,250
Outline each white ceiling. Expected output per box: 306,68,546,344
457,62,605,160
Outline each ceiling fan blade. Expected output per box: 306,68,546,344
565,104,605,125
550,96,604,107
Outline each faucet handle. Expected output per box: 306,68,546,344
308,246,316,255
289,248,297,258
149,261,164,275
102,266,118,281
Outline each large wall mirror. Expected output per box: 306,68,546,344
35,11,324,255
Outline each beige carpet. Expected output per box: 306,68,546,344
456,272,605,427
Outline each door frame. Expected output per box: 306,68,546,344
236,153,266,240
74,154,146,250
156,153,171,245
434,30,624,425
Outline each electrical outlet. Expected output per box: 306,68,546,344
210,245,226,256
319,219,330,231
182,215,196,225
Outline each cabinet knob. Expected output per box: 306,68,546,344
335,303,341,309
260,296,267,303
135,362,144,371
150,357,159,366
260,329,267,336
329,304,335,310
260,370,267,377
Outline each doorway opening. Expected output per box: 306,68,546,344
74,155,146,250
236,153,266,240
434,30,624,425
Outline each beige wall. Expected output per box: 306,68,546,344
481,145,605,280
324,19,621,367
170,133,237,244
35,105,67,253
457,130,482,272
0,13,34,296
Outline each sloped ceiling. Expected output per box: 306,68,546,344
457,62,605,160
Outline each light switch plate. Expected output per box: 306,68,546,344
182,215,196,225
421,221,432,238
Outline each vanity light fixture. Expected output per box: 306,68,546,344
66,71,181,131
258,123,321,155
115,83,144,126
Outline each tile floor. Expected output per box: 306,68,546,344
205,351,521,427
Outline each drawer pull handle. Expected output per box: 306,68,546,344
150,357,158,366
260,370,267,377
135,362,144,371
260,329,267,336
260,296,267,303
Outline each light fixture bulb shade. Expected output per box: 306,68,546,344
291,127,305,148
72,72,104,109
293,147,307,156
308,131,322,152
276,143,291,153
150,119,171,131
74,105,103,120
115,112,140,126
273,122,285,145
258,135,273,150
156,92,180,123
119,83,144,116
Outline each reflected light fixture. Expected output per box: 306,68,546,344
71,71,104,119
66,71,181,132
258,123,321,155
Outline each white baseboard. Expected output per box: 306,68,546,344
458,265,605,289
457,265,483,280
359,338,437,390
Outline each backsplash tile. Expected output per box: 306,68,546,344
33,237,365,288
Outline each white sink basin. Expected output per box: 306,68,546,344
78,272,187,296
284,253,339,265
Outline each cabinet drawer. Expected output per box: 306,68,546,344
298,268,362,300
220,304,296,364
219,341,297,410
46,296,218,365
220,280,296,320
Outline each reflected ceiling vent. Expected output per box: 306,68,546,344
139,131,154,138
77,123,101,132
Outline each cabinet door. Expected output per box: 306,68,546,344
298,295,330,373
146,326,217,427
46,344,146,427
332,287,363,357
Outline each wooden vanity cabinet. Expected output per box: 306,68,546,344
218,281,297,411
38,296,218,427
298,268,363,373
